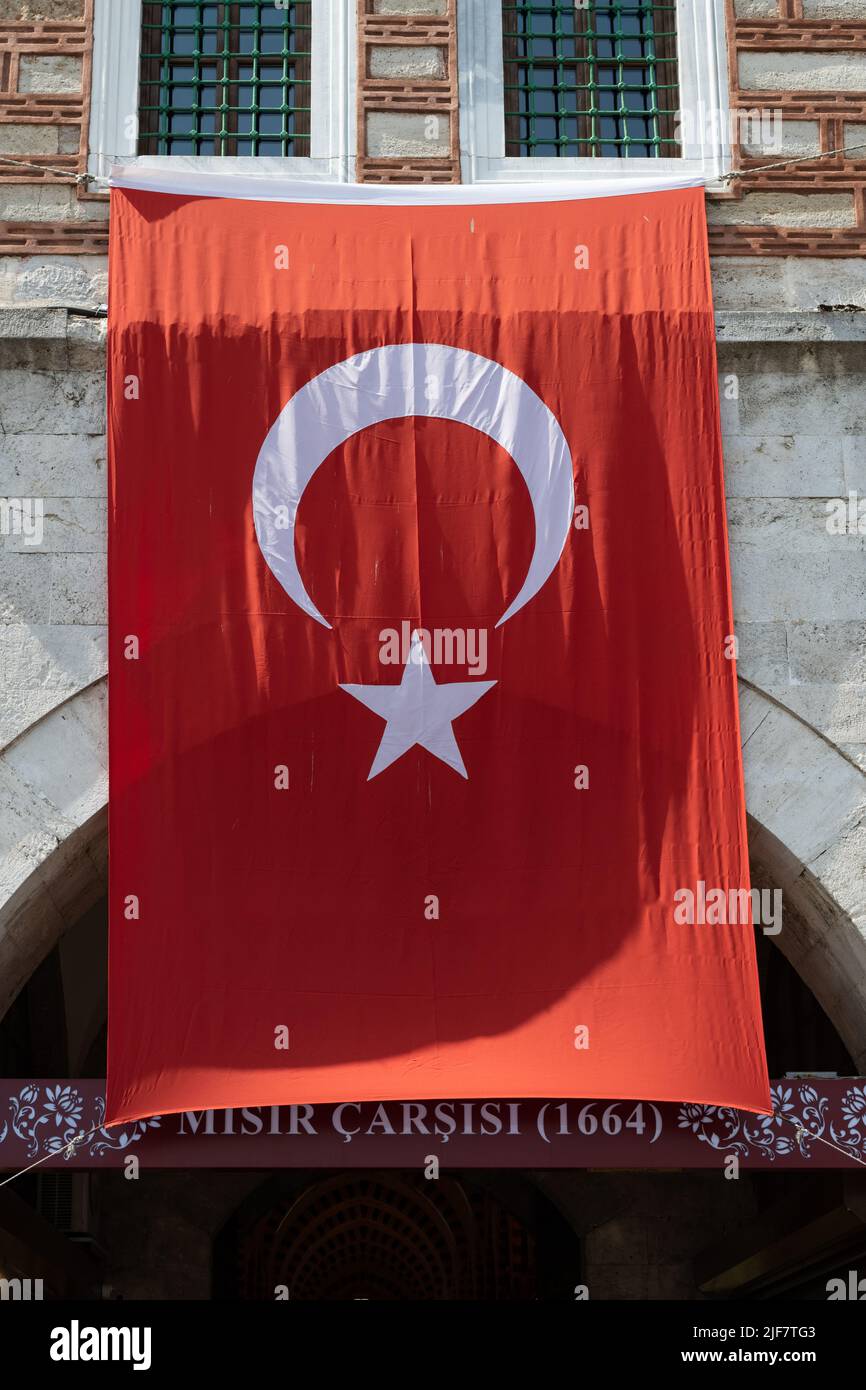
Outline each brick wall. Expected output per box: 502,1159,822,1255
357,0,459,183
2,1,866,251
708,0,866,255
0,0,107,256
355,0,866,255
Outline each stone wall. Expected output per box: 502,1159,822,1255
0,3,863,1067
0,0,862,1310
536,1169,761,1300
4,275,865,767
96,1169,261,1301
2,4,866,245
718,330,866,769
355,0,866,260
0,313,105,748
93,1166,760,1300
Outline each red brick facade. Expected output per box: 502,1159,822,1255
0,1,865,255
711,0,866,255
357,0,459,184
0,0,105,254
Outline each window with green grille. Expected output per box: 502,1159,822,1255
502,1,680,158
138,2,312,156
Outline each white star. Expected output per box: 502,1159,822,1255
340,630,497,780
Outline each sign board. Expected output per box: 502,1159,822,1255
1,1080,864,1170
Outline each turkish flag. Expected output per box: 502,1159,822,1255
106,177,770,1124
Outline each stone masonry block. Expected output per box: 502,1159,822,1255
803,0,866,18
843,439,866,491
741,119,820,159
733,621,790,686
711,259,866,313
0,368,105,435
0,126,61,156
17,56,83,96
0,187,109,225
761,682,866,744
722,435,846,498
707,194,856,230
366,111,450,158
731,549,866,622
788,622,866,684
726,496,866,553
369,46,447,80
739,52,866,93
0,553,51,624
0,2,85,16
0,433,106,499
737,368,866,437
372,0,447,11
733,0,779,16
48,553,106,625
0,624,106,750
0,257,109,310
2,496,105,554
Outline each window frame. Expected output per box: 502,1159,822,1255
88,0,355,185
457,0,731,187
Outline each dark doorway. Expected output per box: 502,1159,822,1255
213,1170,580,1300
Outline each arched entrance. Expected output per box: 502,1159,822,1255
3,679,865,1068
213,1171,581,1300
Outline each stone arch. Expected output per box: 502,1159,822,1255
1,677,864,1068
0,680,107,1018
211,1167,580,1299
738,681,866,1070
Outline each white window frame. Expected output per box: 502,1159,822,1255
457,0,731,188
88,0,355,186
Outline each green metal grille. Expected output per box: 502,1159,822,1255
502,1,681,158
138,2,312,157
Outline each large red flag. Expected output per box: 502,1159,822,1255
106,174,770,1124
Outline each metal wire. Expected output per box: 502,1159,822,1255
0,155,89,183
722,140,866,182
4,140,866,192
0,1120,121,1189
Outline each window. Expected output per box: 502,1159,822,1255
459,0,730,184
138,3,312,158
502,2,679,160
88,0,353,182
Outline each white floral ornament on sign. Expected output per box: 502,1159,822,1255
0,1084,160,1161
678,1083,866,1164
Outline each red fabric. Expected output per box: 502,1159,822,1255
106,185,770,1124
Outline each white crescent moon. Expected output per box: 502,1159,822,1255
252,342,574,630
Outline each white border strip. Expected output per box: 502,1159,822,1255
90,0,356,187
109,164,705,205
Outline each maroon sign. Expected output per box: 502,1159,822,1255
1,1080,865,1170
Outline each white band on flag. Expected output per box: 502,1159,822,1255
108,163,705,205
